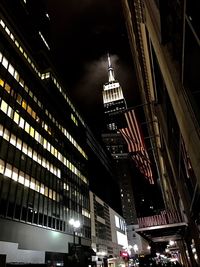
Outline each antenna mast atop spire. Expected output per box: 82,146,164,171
107,53,115,82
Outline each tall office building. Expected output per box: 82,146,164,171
0,1,91,265
122,0,200,265
103,54,127,131
89,191,128,267
102,55,137,226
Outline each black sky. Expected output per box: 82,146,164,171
45,0,139,138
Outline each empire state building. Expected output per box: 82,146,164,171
103,54,127,131
102,54,138,225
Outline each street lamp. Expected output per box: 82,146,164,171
69,218,81,245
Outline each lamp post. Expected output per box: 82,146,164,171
69,218,81,246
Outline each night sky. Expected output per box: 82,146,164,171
45,0,140,138
43,1,164,211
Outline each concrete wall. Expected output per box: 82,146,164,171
0,241,45,263
0,218,72,253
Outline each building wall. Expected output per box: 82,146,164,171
90,191,128,261
0,241,45,264
122,0,200,264
0,1,92,264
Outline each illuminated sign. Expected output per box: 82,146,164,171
120,251,129,257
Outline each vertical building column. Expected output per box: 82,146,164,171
185,229,198,267
177,240,190,267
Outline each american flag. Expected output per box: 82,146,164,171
119,109,154,184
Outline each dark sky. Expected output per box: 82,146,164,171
45,0,139,138
43,0,164,213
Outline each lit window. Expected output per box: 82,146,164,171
35,131,39,142
42,158,46,168
33,151,37,162
19,46,23,53
12,167,18,181
28,147,32,157
47,142,51,151
44,187,48,197
35,181,40,192
57,169,61,178
18,171,24,184
0,159,5,174
8,64,14,76
5,163,12,178
19,78,24,88
16,138,22,150
7,106,13,118
5,83,11,94
0,125,3,136
22,100,27,110
49,189,52,199
0,78,4,87
19,117,25,129
14,112,20,124
29,127,35,138
14,71,20,82
26,105,32,116
22,143,28,154
10,134,16,146
1,99,8,113
40,185,44,194
10,33,15,41
2,57,8,69
3,129,10,141
30,178,35,190
0,20,5,28
15,40,19,47
24,175,30,187
43,138,47,149
16,94,22,104
24,122,30,133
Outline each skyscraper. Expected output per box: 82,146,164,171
0,1,91,265
102,54,137,225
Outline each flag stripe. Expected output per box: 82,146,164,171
119,109,154,184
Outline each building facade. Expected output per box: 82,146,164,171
90,191,128,267
102,55,137,226
121,0,200,265
0,1,91,265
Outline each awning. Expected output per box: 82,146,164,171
135,222,187,243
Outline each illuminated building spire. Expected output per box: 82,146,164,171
107,53,115,82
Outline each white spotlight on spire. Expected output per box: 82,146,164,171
107,53,115,82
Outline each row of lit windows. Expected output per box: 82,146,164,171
0,158,59,201
104,106,125,114
0,146,90,218
103,86,124,104
0,18,85,127
71,113,78,127
39,31,50,50
82,208,91,218
104,82,120,90
0,97,87,183
0,53,87,160
0,52,87,164
0,124,61,178
0,77,83,158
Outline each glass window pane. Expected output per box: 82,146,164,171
0,159,5,174
1,100,8,113
5,163,12,178
8,64,14,76
14,112,20,124
2,57,8,69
